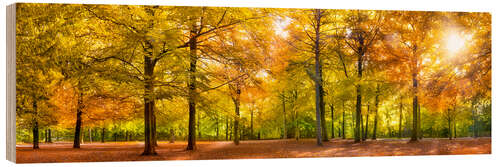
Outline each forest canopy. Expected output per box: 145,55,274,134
16,3,491,155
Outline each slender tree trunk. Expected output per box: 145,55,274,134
216,115,220,140
342,101,346,139
448,114,452,140
418,103,422,139
89,127,92,144
331,104,335,139
354,43,364,142
250,108,254,140
471,102,477,137
197,111,201,140
73,92,83,148
360,110,364,141
372,87,379,140
410,50,419,141
233,89,241,145
399,97,403,138
32,101,39,149
101,127,105,143
454,121,457,138
226,116,229,141
48,129,52,143
186,30,198,150
170,128,175,143
282,93,287,139
365,106,370,139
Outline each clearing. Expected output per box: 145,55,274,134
16,137,491,163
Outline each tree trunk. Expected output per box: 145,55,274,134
410,50,419,141
399,97,403,138
364,105,369,140
372,85,379,140
48,129,52,143
170,128,175,143
32,101,39,149
142,55,157,155
226,116,229,141
330,104,335,139
89,127,92,144
186,30,198,150
282,94,287,139
216,115,220,140
250,108,254,140
101,127,105,143
233,89,241,145
73,92,83,148
471,102,477,137
342,101,346,139
448,114,452,140
418,103,422,139
360,109,364,141
153,110,157,146
313,9,324,146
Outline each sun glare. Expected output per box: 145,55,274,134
446,33,466,54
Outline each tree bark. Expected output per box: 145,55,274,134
364,105,369,140
330,104,335,139
410,47,419,142
32,100,39,149
48,129,52,143
226,116,229,141
233,89,241,145
342,101,346,139
372,85,379,140
250,107,254,139
73,92,83,148
360,109,364,141
354,42,364,143
313,9,324,146
101,127,105,143
142,54,157,155
186,28,198,150
399,97,403,138
282,93,287,139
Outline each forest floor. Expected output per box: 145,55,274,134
16,137,491,163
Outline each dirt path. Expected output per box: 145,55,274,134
16,137,491,163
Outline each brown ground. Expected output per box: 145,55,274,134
16,137,491,163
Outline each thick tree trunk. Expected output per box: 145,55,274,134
186,31,198,150
153,111,157,146
233,89,241,145
142,55,157,155
73,92,83,148
313,9,324,146
418,103,422,139
330,104,335,139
